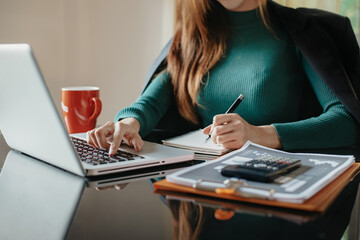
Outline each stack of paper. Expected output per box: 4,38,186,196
158,141,356,206
162,129,232,160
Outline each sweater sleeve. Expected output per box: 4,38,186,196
272,56,360,150
114,72,174,137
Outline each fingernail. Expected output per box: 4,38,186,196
109,146,115,155
135,143,141,152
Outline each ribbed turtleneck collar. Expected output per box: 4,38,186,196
226,9,261,28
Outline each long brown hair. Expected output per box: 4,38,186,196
168,200,210,240
167,0,270,124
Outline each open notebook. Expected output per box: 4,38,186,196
162,129,232,160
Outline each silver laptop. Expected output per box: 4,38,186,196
0,44,194,177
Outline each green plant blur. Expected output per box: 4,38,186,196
340,0,360,40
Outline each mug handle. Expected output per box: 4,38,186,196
89,97,102,122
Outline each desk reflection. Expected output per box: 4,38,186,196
162,173,360,240
0,150,85,240
1,147,359,240
0,150,194,240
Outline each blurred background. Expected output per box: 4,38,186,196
0,0,175,126
0,0,358,126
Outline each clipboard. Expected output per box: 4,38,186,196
153,163,360,212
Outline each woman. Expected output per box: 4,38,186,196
88,0,360,155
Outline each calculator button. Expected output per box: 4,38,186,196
253,163,267,168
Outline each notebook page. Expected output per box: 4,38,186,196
162,129,228,155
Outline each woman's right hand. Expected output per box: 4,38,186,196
87,118,144,156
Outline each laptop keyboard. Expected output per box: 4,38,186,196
71,137,145,166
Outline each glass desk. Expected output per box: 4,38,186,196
0,134,359,240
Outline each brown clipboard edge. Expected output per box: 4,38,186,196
153,163,360,212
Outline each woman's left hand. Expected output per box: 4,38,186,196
202,113,282,149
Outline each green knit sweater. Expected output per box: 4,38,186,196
115,9,359,150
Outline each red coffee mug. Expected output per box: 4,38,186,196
61,86,102,134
